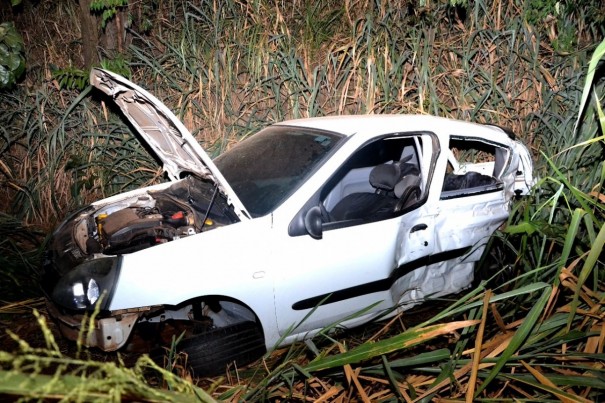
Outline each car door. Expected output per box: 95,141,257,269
273,133,438,338
428,136,512,294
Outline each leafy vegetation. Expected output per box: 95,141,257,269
1,0,604,400
0,22,25,88
90,0,128,28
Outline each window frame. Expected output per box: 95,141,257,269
440,136,511,201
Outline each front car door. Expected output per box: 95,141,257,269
273,132,439,343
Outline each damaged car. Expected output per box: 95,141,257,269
42,68,535,375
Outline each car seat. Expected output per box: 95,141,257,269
330,162,421,221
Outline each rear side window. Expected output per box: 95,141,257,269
441,137,509,200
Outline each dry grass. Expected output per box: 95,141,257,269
1,0,601,226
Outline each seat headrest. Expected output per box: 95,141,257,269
369,163,401,191
394,174,421,198
399,162,420,177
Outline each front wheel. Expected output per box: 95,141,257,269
177,321,266,376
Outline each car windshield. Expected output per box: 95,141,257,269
214,125,344,217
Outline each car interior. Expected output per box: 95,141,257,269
320,136,424,223
440,137,507,200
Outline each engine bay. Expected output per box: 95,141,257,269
48,176,239,275
75,193,202,255
83,176,238,255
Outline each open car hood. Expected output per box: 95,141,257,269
90,68,250,220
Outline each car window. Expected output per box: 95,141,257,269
214,126,344,217
320,134,432,227
441,137,508,200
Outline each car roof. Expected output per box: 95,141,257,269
275,114,513,145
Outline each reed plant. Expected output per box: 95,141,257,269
1,0,604,400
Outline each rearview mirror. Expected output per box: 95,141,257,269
304,206,323,240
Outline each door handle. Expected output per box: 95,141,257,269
411,223,428,233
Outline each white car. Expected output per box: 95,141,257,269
42,68,535,374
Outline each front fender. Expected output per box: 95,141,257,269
107,215,278,342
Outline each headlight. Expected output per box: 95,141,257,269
52,257,121,311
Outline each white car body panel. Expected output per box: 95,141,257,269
273,216,400,336
108,216,272,309
109,215,282,347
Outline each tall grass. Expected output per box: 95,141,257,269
1,0,604,400
2,0,602,225
0,309,216,401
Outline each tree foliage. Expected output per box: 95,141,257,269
0,22,24,89
90,0,128,28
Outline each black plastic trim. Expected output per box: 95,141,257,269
103,255,122,310
439,184,503,200
291,246,471,310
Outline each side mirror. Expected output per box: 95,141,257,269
304,206,323,240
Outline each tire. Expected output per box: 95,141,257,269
177,321,266,376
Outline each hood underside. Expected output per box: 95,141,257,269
89,68,249,219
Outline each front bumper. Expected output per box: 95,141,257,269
46,301,140,351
